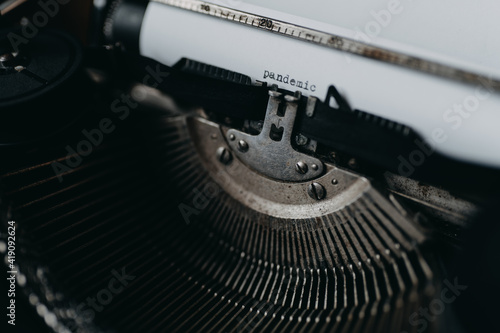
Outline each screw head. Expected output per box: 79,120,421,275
307,183,326,200
295,134,309,146
237,140,249,152
332,179,338,185
216,147,232,165
295,161,308,174
311,164,319,171
229,134,236,141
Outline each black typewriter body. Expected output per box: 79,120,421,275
1,1,499,333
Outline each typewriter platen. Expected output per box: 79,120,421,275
1,1,500,332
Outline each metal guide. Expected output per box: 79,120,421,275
152,0,500,90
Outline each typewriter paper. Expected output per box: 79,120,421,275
140,0,500,167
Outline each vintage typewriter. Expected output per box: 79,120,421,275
1,0,499,332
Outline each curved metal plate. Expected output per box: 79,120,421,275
226,94,323,182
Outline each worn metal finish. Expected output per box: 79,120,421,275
294,133,309,146
190,116,367,219
236,139,249,152
216,146,233,165
385,173,478,228
1,110,441,333
227,92,324,182
175,115,437,332
307,182,326,200
305,96,317,118
295,161,308,174
153,0,500,90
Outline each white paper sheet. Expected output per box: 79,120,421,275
140,1,500,168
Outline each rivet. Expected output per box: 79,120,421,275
237,140,249,152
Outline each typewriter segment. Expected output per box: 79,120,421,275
1,1,499,333
1,92,439,333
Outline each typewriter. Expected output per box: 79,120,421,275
1,1,499,332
